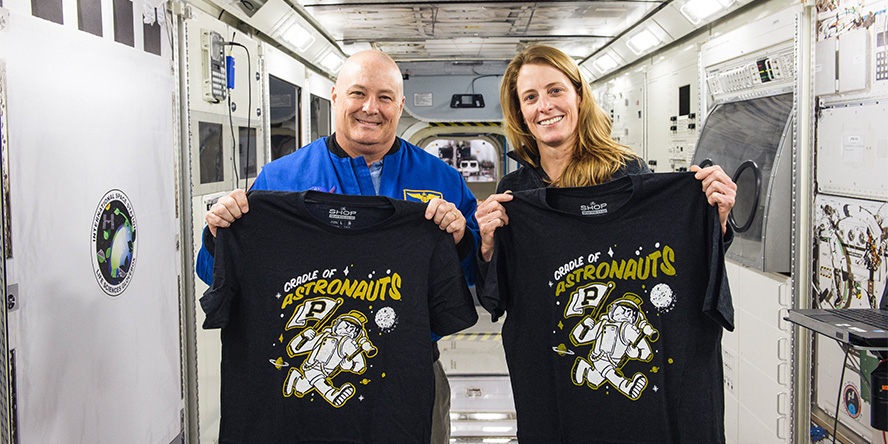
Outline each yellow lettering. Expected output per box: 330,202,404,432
341,279,358,296
583,264,595,281
609,260,625,280
281,293,293,310
624,259,638,280
377,277,391,301
596,262,609,279
648,251,661,278
314,279,328,295
355,281,368,300
367,281,378,301
565,271,575,289
661,246,676,276
571,269,583,286
327,279,342,295
638,257,650,280
555,281,565,297
389,273,401,300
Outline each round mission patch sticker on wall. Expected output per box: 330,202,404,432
91,189,137,296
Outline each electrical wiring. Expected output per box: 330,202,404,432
469,74,501,95
832,343,851,444
223,38,253,192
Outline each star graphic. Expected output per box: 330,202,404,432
359,395,364,401
557,321,563,329
548,281,553,287
275,292,282,299
653,385,659,392
608,247,614,257
343,267,350,276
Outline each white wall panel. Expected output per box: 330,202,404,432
2,9,180,443
646,46,701,172
725,262,792,444
816,103,888,200
607,70,646,158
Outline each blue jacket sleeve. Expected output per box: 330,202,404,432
195,226,215,286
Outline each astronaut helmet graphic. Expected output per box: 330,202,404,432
608,294,643,323
333,311,367,339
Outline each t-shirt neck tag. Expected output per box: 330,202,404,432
326,206,358,228
579,200,609,216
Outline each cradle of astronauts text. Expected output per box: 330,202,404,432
553,244,678,401
277,266,402,408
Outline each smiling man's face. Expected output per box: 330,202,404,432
332,51,405,164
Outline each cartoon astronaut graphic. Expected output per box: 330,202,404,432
283,310,377,407
570,294,659,400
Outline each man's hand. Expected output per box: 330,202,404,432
425,197,466,244
206,189,250,237
690,165,737,234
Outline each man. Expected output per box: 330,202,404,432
196,50,477,443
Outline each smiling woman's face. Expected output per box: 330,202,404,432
515,63,580,153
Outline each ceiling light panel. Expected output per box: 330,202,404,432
320,52,343,71
279,20,316,51
592,53,619,73
679,0,735,25
626,28,660,54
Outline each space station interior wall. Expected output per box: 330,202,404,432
1,3,182,443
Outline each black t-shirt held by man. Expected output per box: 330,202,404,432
202,190,478,444
479,172,734,444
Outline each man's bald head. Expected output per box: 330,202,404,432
336,50,404,98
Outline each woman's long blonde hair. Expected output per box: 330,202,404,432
500,45,640,187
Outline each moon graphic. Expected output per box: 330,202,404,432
650,283,675,311
375,307,397,332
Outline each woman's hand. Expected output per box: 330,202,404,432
476,192,514,262
690,165,737,234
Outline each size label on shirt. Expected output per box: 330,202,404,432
327,207,357,228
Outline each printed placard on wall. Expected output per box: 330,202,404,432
91,189,137,296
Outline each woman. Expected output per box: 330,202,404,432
476,45,736,262
475,45,738,443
